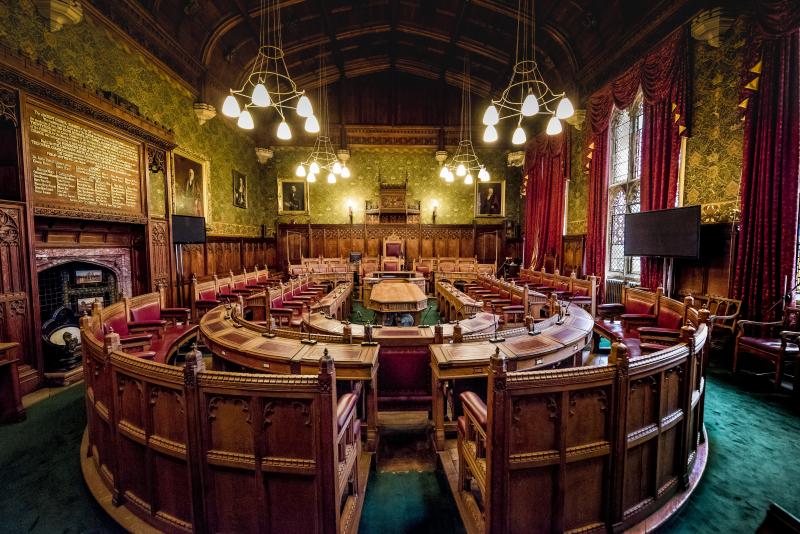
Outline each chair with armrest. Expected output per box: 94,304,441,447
596,286,662,337
98,301,153,353
636,296,693,346
734,305,800,389
126,288,191,337
190,276,221,322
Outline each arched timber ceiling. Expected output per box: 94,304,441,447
95,0,700,120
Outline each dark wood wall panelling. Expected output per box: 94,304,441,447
176,236,277,304
278,223,516,268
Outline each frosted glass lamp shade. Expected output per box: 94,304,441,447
251,83,270,107
445,170,454,183
440,166,449,179
483,125,498,143
237,110,254,130
546,116,563,135
341,166,351,178
277,121,292,140
512,126,526,145
296,95,313,117
309,161,320,174
456,164,466,176
304,115,320,133
478,167,490,181
555,97,575,119
464,173,474,185
307,173,317,183
327,172,336,184
222,95,241,117
482,105,499,126
332,161,343,174
295,164,306,177
521,93,539,116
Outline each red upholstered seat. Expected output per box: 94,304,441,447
378,347,431,410
130,301,161,322
739,337,800,354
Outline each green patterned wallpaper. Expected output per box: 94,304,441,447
683,18,746,224
0,0,265,236
566,127,588,234
565,19,747,231
264,146,521,228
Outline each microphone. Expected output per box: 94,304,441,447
489,304,505,343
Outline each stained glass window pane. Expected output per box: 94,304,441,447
606,96,643,281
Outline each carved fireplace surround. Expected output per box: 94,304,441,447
35,247,132,297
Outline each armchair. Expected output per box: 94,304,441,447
734,306,800,389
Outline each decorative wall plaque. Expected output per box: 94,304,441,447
26,100,145,221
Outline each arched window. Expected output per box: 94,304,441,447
607,96,643,280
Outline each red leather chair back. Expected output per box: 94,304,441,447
130,301,160,322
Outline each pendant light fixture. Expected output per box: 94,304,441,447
294,52,350,184
442,58,490,185
220,0,318,138
482,0,574,142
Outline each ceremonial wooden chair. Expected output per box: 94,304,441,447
381,234,404,270
734,305,800,389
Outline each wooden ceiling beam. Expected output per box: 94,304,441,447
317,0,347,77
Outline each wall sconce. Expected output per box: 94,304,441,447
346,199,354,224
432,199,439,224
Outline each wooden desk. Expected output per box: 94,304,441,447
435,280,483,321
428,307,594,450
200,306,380,450
311,281,353,320
367,281,428,325
0,342,25,423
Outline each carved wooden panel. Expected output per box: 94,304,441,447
0,203,36,389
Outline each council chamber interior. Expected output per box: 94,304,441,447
0,1,798,533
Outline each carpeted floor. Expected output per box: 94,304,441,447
0,360,798,533
350,298,442,326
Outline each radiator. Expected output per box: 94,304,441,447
605,279,625,304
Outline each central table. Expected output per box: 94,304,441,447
366,280,429,326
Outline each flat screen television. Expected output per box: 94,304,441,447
172,215,206,244
624,205,700,258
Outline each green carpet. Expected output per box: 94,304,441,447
0,384,123,534
0,362,798,533
350,298,442,326
359,471,466,534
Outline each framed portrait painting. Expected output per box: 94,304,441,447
232,170,247,209
278,179,309,214
475,180,505,217
172,150,208,217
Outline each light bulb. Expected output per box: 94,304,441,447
556,97,574,119
456,163,466,176
512,126,526,145
327,172,336,184
521,92,539,116
333,161,343,174
251,83,270,107
295,164,306,177
483,124,498,143
445,170,454,183
482,104,499,126
237,110,254,130
304,115,320,133
341,165,350,178
546,116,563,135
309,161,320,174
464,173,474,185
277,121,292,140
296,95,313,117
307,173,316,183
222,95,241,117
478,167,490,181
439,166,449,179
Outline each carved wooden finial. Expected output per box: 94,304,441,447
609,340,628,365
319,347,334,373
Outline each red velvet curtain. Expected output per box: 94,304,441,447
733,0,800,319
584,28,689,295
523,132,570,270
